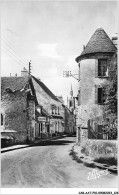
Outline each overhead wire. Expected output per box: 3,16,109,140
2,47,26,68
1,29,31,73
1,43,27,67
1,30,28,58
1,37,27,65
1,34,28,63
2,46,26,67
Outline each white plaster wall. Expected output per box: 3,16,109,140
78,58,109,128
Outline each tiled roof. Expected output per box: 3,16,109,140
76,28,117,62
42,108,51,117
31,75,60,102
1,77,29,94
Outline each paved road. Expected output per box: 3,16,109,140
1,137,118,188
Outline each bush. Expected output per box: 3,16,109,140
94,157,117,166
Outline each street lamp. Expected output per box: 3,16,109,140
63,70,79,81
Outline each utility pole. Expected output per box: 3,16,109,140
29,60,31,75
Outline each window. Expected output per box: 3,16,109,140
58,107,60,115
97,87,105,104
55,107,57,114
69,100,72,107
98,59,108,77
1,114,3,126
52,109,54,115
51,104,56,115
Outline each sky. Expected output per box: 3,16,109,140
1,0,118,104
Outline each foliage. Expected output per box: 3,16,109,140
103,53,117,139
94,157,117,166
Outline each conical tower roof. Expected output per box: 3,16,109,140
76,28,117,62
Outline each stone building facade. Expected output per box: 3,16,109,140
1,68,66,145
31,76,65,136
1,76,36,143
75,28,117,144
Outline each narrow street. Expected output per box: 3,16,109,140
1,137,118,188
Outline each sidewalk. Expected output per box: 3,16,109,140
72,144,118,174
1,135,66,153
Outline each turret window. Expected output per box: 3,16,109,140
98,59,108,77
97,87,105,104
95,85,106,105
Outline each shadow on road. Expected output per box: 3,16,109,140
32,139,75,147
1,137,76,153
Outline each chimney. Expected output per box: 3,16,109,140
112,33,118,48
10,73,11,76
15,73,17,77
21,67,29,77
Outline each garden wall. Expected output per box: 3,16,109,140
81,139,118,159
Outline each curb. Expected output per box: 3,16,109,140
1,135,66,153
1,145,30,153
71,145,118,174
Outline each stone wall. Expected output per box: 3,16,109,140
1,91,27,143
27,100,35,142
81,139,117,159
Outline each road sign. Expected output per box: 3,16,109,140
38,117,46,122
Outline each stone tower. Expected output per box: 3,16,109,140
75,27,117,143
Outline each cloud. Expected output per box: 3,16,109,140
49,63,58,76
64,55,78,77
38,43,62,60
42,55,79,104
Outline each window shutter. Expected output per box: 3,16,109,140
1,114,3,126
103,85,107,104
95,85,98,104
98,88,103,104
95,59,98,77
